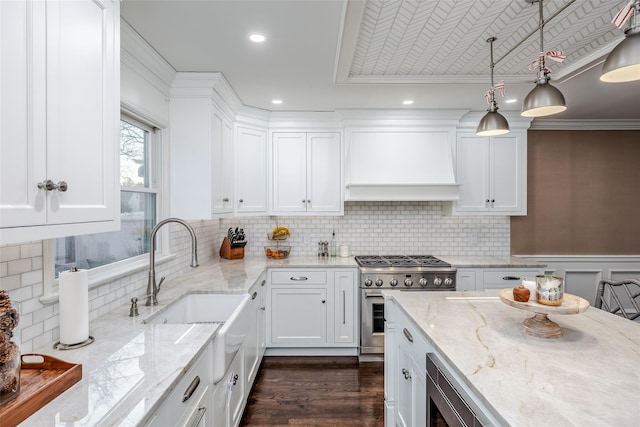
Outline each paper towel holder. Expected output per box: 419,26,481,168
53,336,94,350
54,265,95,350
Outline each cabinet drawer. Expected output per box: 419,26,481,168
482,270,540,285
271,270,327,285
157,345,212,424
397,317,432,370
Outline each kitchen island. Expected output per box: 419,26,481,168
384,290,640,426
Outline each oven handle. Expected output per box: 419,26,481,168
363,290,384,298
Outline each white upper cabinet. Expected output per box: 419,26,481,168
235,125,268,214
1,0,120,244
449,113,531,216
169,73,242,218
272,132,342,214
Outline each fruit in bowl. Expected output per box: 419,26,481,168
265,246,291,259
270,226,290,240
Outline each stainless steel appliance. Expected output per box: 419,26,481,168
426,353,482,426
355,255,456,355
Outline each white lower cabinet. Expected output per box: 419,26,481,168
213,349,245,427
457,267,544,291
244,274,266,390
266,268,358,352
148,344,214,427
385,297,432,427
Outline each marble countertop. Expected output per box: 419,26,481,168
437,255,545,268
385,290,640,426
20,256,358,426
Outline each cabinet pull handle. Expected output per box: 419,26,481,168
403,328,413,343
223,197,229,202
342,290,346,324
190,406,207,427
502,276,521,281
290,276,308,281
38,180,68,192
251,291,258,300
182,375,200,402
261,279,266,286
260,306,265,311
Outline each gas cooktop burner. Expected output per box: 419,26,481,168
354,255,451,269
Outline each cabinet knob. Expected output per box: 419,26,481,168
302,199,306,204
239,199,244,203
223,197,229,202
38,180,68,192
485,199,490,203
402,368,412,380
321,300,326,304
307,199,311,204
491,199,495,203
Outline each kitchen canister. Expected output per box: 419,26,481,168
536,275,564,306
339,245,350,257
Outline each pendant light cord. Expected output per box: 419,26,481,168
537,0,547,79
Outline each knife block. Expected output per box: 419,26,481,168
219,237,244,260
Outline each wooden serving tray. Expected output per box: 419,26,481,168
0,354,82,426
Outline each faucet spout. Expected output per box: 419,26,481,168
145,218,199,306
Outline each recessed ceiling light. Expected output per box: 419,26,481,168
249,33,266,43
272,99,283,105
402,100,414,105
505,98,518,104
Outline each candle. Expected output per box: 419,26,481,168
521,279,537,301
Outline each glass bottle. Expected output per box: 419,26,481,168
330,230,337,257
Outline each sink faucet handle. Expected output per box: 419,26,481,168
157,276,166,291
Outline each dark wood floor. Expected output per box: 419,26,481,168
240,356,385,426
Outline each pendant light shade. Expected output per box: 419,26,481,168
601,31,640,82
477,110,510,136
477,37,510,136
521,0,567,118
601,0,640,82
521,76,567,117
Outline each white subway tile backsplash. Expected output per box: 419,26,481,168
1,206,510,351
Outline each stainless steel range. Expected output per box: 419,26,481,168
356,255,456,355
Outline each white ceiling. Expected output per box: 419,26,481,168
121,0,640,120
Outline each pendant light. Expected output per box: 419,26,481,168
601,0,640,83
521,0,567,118
477,37,510,136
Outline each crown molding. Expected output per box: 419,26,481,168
120,19,176,95
530,119,640,130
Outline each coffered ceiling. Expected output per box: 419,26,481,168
121,0,640,120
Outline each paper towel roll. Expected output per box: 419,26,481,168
59,268,89,345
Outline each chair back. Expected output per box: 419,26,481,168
595,279,640,321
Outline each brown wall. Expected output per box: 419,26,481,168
511,130,640,255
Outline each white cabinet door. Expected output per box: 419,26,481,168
45,0,118,225
456,269,477,291
396,342,413,427
269,287,328,345
272,132,307,212
272,132,342,214
490,133,523,213
0,0,119,242
333,270,356,343
0,0,46,228
307,132,341,213
211,108,234,214
244,275,266,392
455,134,490,212
235,126,267,213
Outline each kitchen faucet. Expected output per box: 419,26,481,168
145,218,199,306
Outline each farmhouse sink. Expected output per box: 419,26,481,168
144,293,250,383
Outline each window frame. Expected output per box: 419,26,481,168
42,112,170,303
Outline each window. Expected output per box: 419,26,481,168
54,116,159,277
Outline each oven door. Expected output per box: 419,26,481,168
426,353,481,427
360,288,385,354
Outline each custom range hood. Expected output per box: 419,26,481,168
339,109,468,201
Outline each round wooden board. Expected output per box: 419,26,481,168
499,288,590,316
